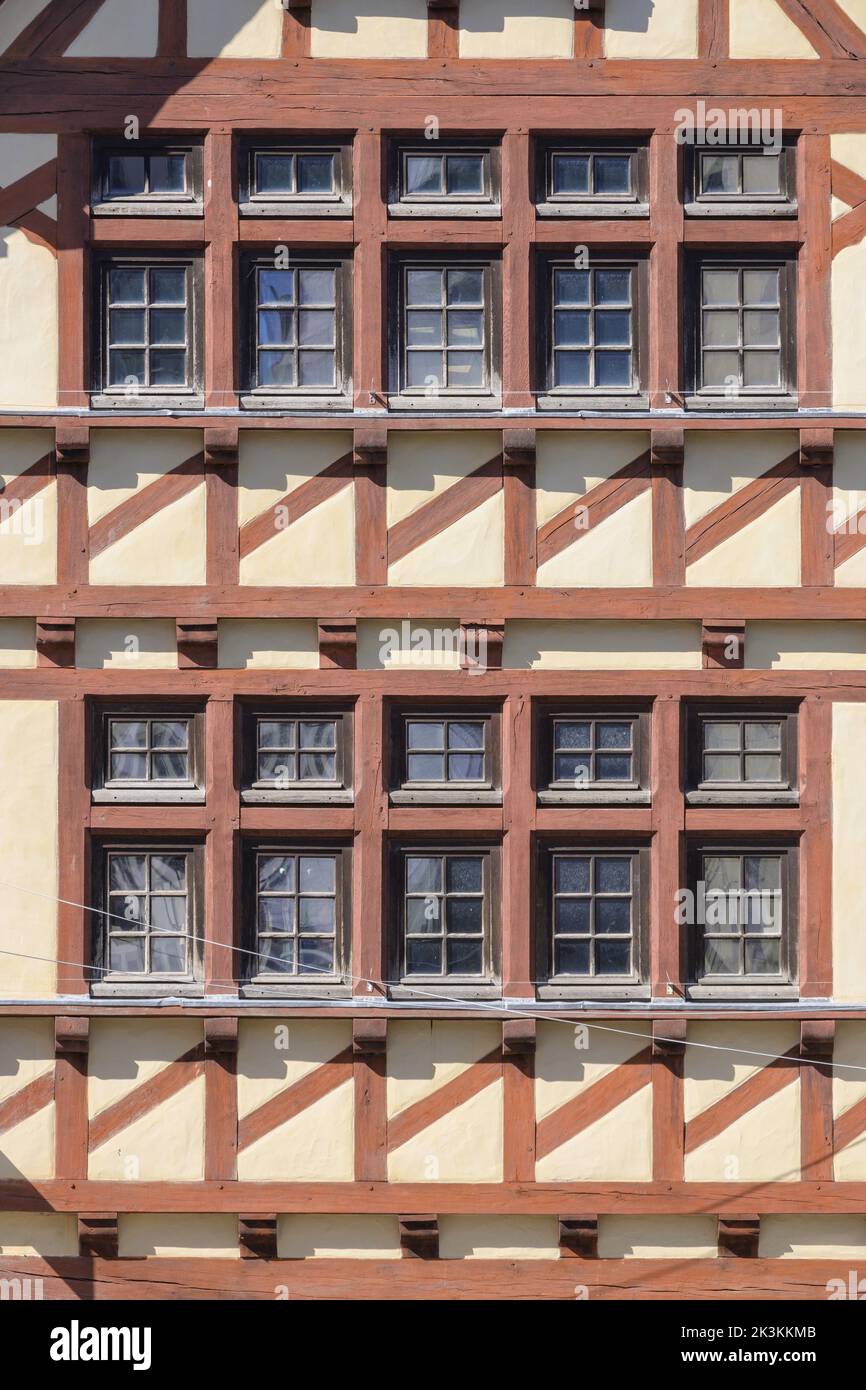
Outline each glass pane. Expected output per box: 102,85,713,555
557,721,592,750
594,154,631,195
555,753,592,782
555,939,590,975
150,896,186,932
449,722,484,750
259,351,296,387
555,856,590,895
745,856,781,892
259,721,296,749
446,898,483,934
743,268,779,306
109,267,146,303
704,721,741,750
300,721,336,749
446,938,483,975
258,310,294,346
745,721,782,750
595,754,631,781
448,751,484,780
744,753,782,782
152,751,187,781
113,894,145,927
298,269,336,305
596,858,631,893
407,856,442,893
742,153,781,195
446,269,483,305
744,938,780,974
703,310,739,347
704,753,741,781
701,153,738,194
149,154,186,194
256,155,294,193
109,854,146,891
447,310,483,347
702,351,740,387
446,857,482,894
447,353,483,389
408,721,445,750
406,310,442,346
554,269,590,306
298,351,336,387
704,856,741,893
258,855,294,893
110,937,145,973
108,349,145,386
595,310,631,346
595,352,632,387
595,939,630,974
298,939,335,974
109,308,146,344
107,155,145,197
150,351,186,387
296,153,335,194
150,267,186,304
446,155,484,196
151,935,185,973
703,937,740,975
406,155,442,195
554,352,590,388
407,753,444,780
261,937,295,973
151,855,186,891
406,269,442,305
406,897,440,934
743,350,780,388
150,308,186,345
110,751,147,780
259,752,295,781
554,310,590,347
555,898,591,934
743,309,779,347
299,856,335,893
552,154,589,195
406,351,443,388
259,897,295,934
595,269,630,304
152,720,187,749
597,722,631,749
702,269,739,306
298,751,336,780
596,899,631,935
259,269,294,305
110,720,147,748
406,938,442,975
298,898,335,931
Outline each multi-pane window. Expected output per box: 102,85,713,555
101,848,196,982
694,261,793,397
256,718,338,785
106,716,191,786
548,851,639,981
98,259,197,398
252,850,342,981
393,260,496,400
405,718,486,785
398,850,492,982
248,262,341,394
92,142,201,212
240,144,351,214
551,717,636,787
391,145,498,214
688,708,796,800
689,145,794,212
693,850,792,985
545,148,641,205
547,264,637,394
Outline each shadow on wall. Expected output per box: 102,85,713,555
312,0,657,38
601,0,655,37
310,0,427,38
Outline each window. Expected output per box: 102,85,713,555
92,706,204,803
538,709,649,804
93,846,201,993
392,847,498,991
246,848,348,991
688,258,795,404
241,256,351,408
390,257,499,407
537,143,647,217
240,142,352,216
539,849,647,994
242,708,352,803
94,257,201,407
686,707,797,804
539,260,645,407
389,142,499,217
92,140,202,215
687,144,795,216
688,846,796,993
391,709,501,803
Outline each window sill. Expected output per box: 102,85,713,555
687,983,799,1001
388,394,502,413
389,982,501,1002
240,200,352,218
91,982,204,998
685,789,799,807
388,202,501,220
390,788,502,806
240,393,352,412
684,394,798,412
685,201,797,219
241,788,353,805
537,201,649,219
241,981,352,999
538,789,650,807
91,201,203,218
537,393,648,413
92,788,205,805
537,982,651,1001
91,393,204,411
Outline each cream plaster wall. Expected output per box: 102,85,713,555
0,230,57,409
0,703,57,998
759,1215,866,1259
729,0,818,57
503,620,702,670
830,431,866,585
65,0,158,56
438,1216,560,1259
0,1,52,55
187,0,282,58
119,1214,239,1259
833,241,866,410
0,430,56,585
217,619,320,670
598,1215,719,1259
278,1214,402,1260
458,0,573,59
76,619,177,670
832,707,866,1005
0,1212,77,1256
357,618,463,670
833,1022,866,1177
0,1018,54,1178
746,622,866,670
604,0,699,59
311,0,428,58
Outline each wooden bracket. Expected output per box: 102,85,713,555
800,1019,835,1058
502,427,537,464
204,1017,239,1057
318,619,357,670
78,1213,118,1259
353,422,388,458
800,427,834,468
718,1215,760,1259
55,1015,89,1056
460,619,504,672
702,618,746,670
502,1017,537,1056
239,1215,278,1260
55,424,90,467
36,617,76,669
652,1018,687,1057
651,427,685,469
353,1018,388,1055
559,1217,598,1259
399,1216,439,1260
204,425,239,469
176,619,218,670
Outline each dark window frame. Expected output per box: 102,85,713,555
537,842,650,999
389,843,501,997
686,704,799,805
241,704,354,805
389,253,502,410
388,138,501,218
91,137,203,217
536,140,648,218
92,253,203,409
240,250,353,410
390,706,501,804
686,253,797,407
242,842,352,997
239,139,353,217
687,842,798,997
536,253,649,410
537,705,651,805
686,141,797,218
91,701,206,804
91,840,204,997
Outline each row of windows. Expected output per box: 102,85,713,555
91,704,799,806
93,252,796,408
91,841,797,997
91,137,797,220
